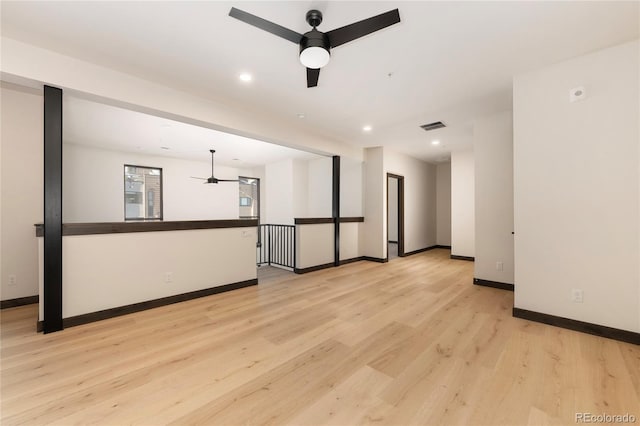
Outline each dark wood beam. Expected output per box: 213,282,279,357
43,85,63,333
332,156,340,266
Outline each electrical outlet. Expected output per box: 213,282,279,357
242,230,252,238
496,261,504,271
571,288,584,303
8,275,17,286
165,272,173,283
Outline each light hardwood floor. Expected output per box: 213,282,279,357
1,249,639,425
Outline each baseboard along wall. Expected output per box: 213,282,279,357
513,307,639,346
1,295,39,309
37,279,257,331
473,278,514,291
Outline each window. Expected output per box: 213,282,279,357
124,165,163,220
239,176,259,221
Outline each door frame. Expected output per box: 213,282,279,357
387,173,405,258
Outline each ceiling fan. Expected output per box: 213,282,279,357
228,7,401,87
191,150,239,184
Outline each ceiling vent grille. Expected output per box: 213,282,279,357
420,121,446,131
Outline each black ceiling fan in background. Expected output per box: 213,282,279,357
191,150,239,184
228,7,401,87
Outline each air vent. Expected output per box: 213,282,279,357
420,121,446,131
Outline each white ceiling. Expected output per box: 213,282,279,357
2,1,638,162
63,96,323,167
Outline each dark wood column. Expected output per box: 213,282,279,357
43,85,63,333
387,173,405,257
332,156,340,266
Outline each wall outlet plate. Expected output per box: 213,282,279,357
8,275,17,286
571,288,584,303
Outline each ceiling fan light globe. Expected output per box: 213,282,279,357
300,46,330,69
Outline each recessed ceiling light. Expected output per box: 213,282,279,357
297,113,306,119
239,72,252,82
431,140,441,146
232,158,240,161
363,125,372,132
160,146,170,150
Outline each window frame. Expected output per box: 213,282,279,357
124,164,164,221
238,176,260,223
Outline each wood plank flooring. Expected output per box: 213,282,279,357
1,249,638,425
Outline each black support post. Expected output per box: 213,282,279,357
332,156,340,266
43,85,63,333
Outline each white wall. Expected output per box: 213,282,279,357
436,162,452,246
1,84,43,300
451,150,475,258
297,221,362,269
361,147,386,259
386,149,437,254
513,40,639,332
38,227,257,318
293,155,362,267
63,143,244,222
340,222,361,262
340,157,364,217
297,224,334,269
306,156,332,217
264,156,332,224
292,159,309,219
388,177,398,242
474,111,514,284
265,159,294,225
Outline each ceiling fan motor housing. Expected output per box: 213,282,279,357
299,29,331,68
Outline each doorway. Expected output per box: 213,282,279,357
387,173,405,259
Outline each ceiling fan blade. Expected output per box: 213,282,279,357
190,176,207,180
216,179,240,182
307,68,320,87
229,7,303,44
326,9,400,48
